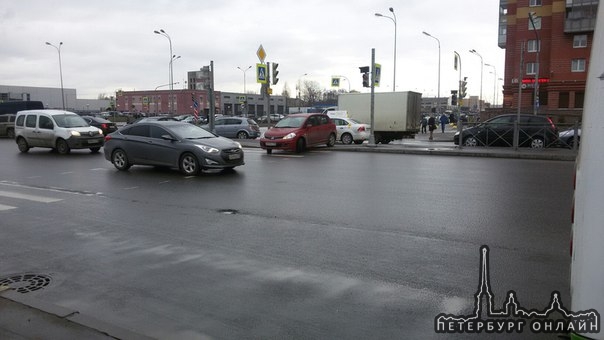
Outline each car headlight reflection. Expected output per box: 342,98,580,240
283,132,297,140
197,144,220,154
70,130,81,137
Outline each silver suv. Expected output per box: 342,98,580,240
14,110,104,154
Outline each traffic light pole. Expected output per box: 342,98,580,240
368,48,376,146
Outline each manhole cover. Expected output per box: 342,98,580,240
0,274,52,294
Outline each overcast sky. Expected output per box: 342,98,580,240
0,0,505,103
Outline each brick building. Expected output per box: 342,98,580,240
499,0,598,123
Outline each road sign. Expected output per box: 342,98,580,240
331,77,340,87
257,45,266,63
256,63,267,84
374,63,381,87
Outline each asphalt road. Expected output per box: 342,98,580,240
0,138,575,339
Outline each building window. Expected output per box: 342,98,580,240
573,35,587,48
575,92,585,108
526,62,539,75
559,92,570,108
527,39,541,52
528,14,541,30
571,59,586,72
529,0,542,6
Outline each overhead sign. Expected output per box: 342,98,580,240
331,77,340,87
256,63,268,84
256,45,266,63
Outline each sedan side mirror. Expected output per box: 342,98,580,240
161,134,176,141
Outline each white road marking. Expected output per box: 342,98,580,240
0,190,62,203
0,204,17,211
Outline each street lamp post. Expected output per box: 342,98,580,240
154,29,175,113
154,82,179,115
422,31,441,112
485,63,497,107
470,49,484,112
237,66,252,116
298,73,308,112
45,42,65,110
528,12,540,115
375,8,397,92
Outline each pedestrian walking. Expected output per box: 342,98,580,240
428,115,436,140
421,116,428,134
439,113,448,133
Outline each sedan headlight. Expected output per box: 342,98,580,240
234,142,242,148
70,130,81,137
283,132,297,140
196,144,220,154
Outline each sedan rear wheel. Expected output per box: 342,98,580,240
341,133,353,145
237,131,249,139
180,152,200,176
295,138,306,153
112,149,131,171
327,133,336,147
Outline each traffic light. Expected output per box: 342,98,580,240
272,63,279,85
459,77,468,99
359,66,370,88
451,90,458,106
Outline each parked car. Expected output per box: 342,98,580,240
103,121,244,175
81,116,118,136
558,126,581,148
129,116,178,124
259,114,285,122
260,113,337,154
330,117,370,144
0,114,16,138
453,114,558,148
201,117,260,139
14,110,104,154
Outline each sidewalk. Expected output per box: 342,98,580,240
0,289,152,340
241,126,577,162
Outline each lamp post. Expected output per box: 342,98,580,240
469,49,484,112
422,31,441,112
375,7,397,92
528,12,540,115
154,82,179,115
238,66,252,116
45,42,65,110
154,29,174,113
485,63,497,107
298,73,308,112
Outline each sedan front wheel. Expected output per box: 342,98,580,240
180,153,200,176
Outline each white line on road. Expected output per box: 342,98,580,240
0,204,17,211
0,190,62,203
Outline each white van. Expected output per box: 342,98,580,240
14,110,104,154
570,3,604,340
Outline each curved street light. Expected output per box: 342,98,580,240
154,29,175,113
470,49,484,112
485,63,497,107
45,41,65,110
375,7,397,92
422,31,441,111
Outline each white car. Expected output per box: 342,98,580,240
330,117,370,144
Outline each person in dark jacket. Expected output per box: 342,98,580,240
428,115,436,140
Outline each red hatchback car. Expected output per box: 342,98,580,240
260,113,337,154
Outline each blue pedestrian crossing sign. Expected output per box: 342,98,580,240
257,63,268,84
374,63,381,87
331,77,340,87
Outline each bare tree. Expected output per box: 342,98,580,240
302,80,322,105
281,82,291,98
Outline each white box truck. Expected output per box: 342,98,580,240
337,91,421,144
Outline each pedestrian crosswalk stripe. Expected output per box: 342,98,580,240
0,190,62,203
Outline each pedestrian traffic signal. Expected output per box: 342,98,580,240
272,63,279,85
